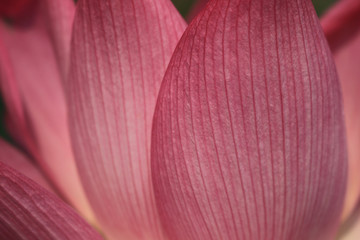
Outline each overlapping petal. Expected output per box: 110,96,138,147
321,0,360,221
0,1,93,220
67,0,186,239
151,0,347,239
0,162,103,240
0,139,52,192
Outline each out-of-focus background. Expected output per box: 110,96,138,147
171,0,338,18
0,0,339,140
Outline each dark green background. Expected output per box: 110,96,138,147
0,0,338,140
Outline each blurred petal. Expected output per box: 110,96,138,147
321,0,360,221
0,138,53,193
41,0,75,79
321,0,360,52
152,0,347,239
0,36,36,155
0,162,103,240
338,203,360,240
0,4,93,221
67,0,186,239
0,0,37,20
340,222,360,240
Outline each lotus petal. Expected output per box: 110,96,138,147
0,138,52,192
0,162,103,240
67,0,186,239
151,0,347,239
0,1,93,220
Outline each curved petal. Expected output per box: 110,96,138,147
67,0,186,239
321,0,360,222
151,0,347,239
0,162,103,240
0,4,93,221
0,138,53,193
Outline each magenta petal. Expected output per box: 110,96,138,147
67,0,186,239
0,162,103,240
151,0,347,239
322,0,360,221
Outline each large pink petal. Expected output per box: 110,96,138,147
0,2,94,221
321,0,360,221
67,0,186,239
0,138,53,193
151,0,347,239
0,162,103,240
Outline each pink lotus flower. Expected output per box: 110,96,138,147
0,0,359,239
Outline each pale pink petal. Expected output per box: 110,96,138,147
0,162,103,240
151,0,347,239
0,138,53,193
321,0,360,222
0,9,93,221
67,0,186,239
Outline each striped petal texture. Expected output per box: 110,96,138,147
67,0,186,239
151,0,347,239
321,0,360,221
0,162,103,240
